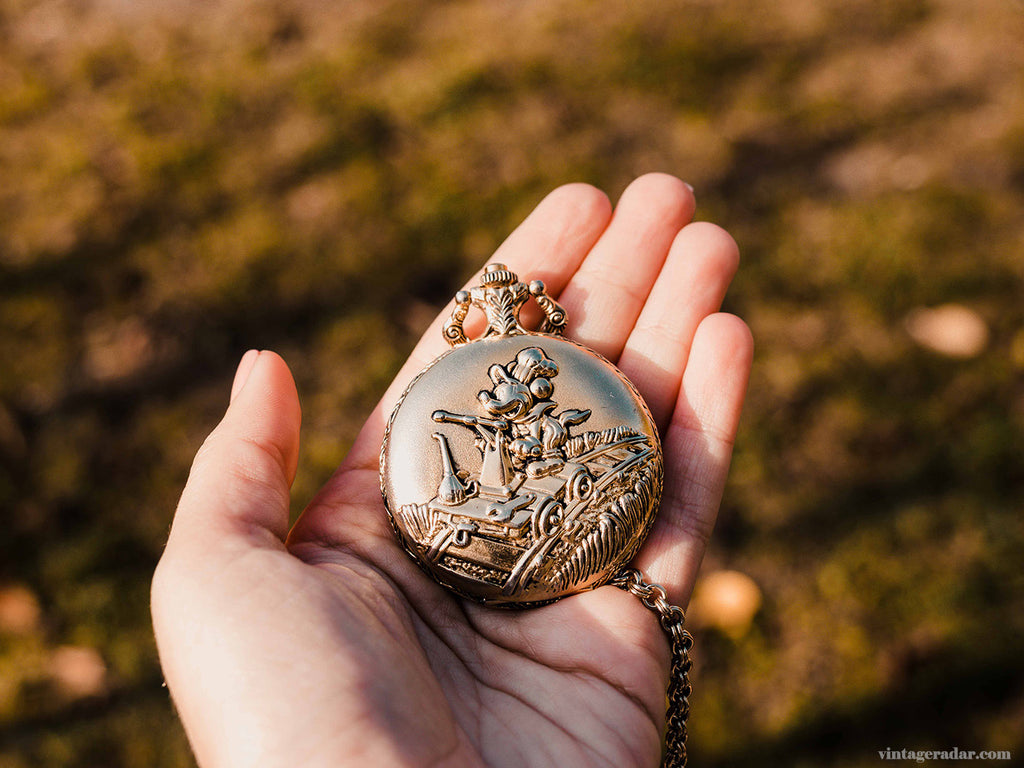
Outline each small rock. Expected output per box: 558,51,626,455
905,304,988,358
0,585,41,634
690,570,762,638
48,645,108,699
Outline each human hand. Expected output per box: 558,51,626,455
151,174,752,768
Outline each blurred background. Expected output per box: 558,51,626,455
1,0,1022,766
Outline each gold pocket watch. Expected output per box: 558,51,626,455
381,263,663,606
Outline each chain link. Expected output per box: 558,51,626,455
611,567,693,768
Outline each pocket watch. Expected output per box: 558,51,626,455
380,263,663,607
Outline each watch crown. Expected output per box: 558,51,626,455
480,263,518,288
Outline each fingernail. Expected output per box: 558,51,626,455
230,350,260,403
683,181,695,194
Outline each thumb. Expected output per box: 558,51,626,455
166,350,302,555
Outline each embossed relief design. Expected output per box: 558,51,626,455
397,346,661,601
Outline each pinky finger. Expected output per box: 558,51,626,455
631,313,753,607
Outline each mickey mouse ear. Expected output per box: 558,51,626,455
530,377,553,400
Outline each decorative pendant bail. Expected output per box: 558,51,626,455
442,263,567,347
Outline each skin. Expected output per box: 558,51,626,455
151,173,754,768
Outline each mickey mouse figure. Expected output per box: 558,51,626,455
477,347,591,478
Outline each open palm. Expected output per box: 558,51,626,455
151,174,752,768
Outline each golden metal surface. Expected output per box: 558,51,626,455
381,264,663,606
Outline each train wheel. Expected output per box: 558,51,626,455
532,499,563,539
570,470,594,502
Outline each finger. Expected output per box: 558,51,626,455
341,182,612,473
616,222,740,429
166,350,302,554
631,313,753,607
230,348,260,402
556,173,696,361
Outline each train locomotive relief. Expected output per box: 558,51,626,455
396,346,662,603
